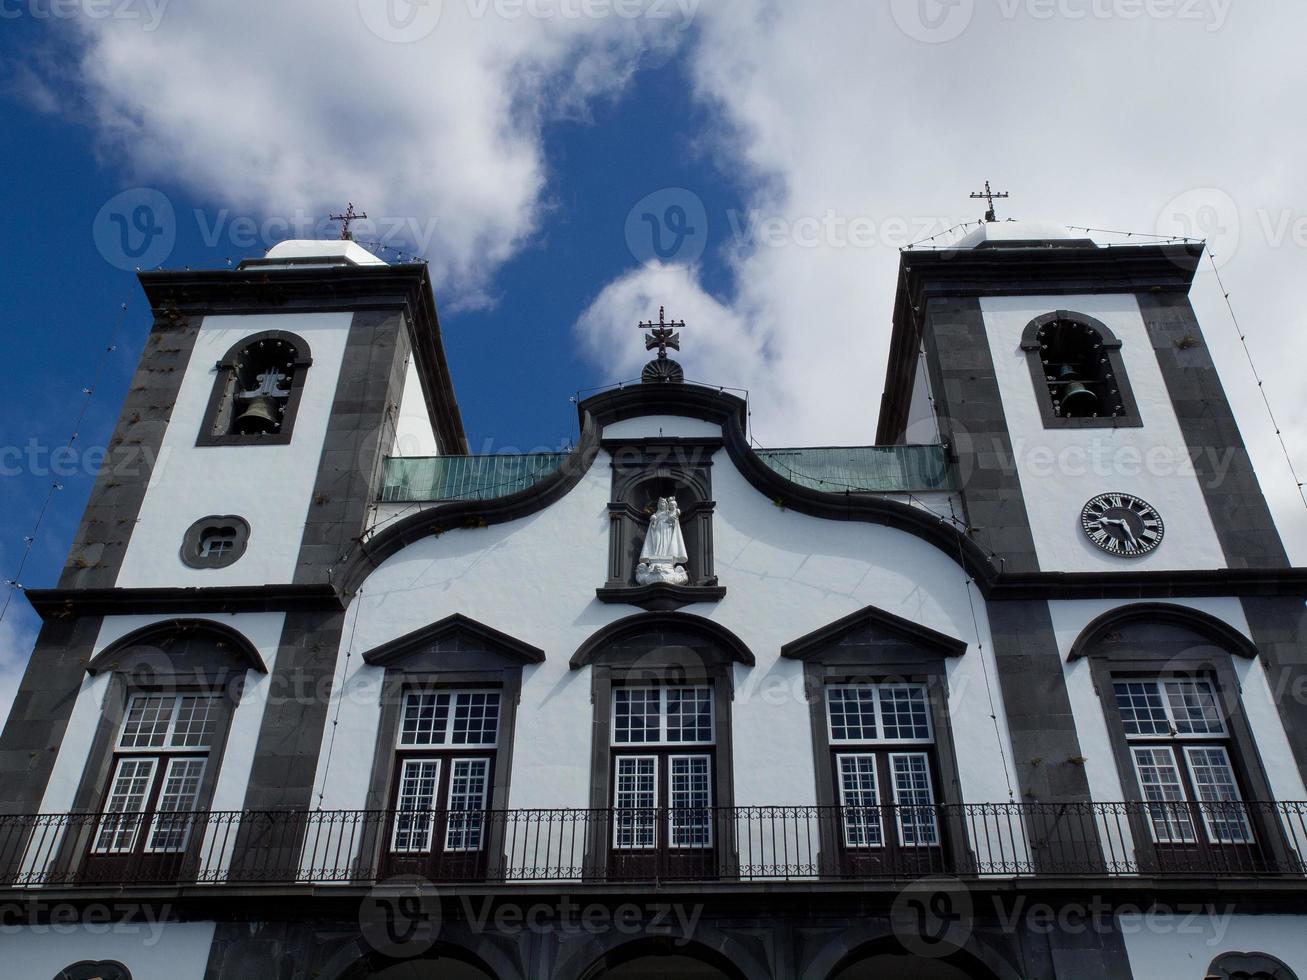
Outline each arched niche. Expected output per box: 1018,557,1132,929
197,329,313,446
86,618,267,682
597,436,725,610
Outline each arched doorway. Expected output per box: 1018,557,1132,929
830,953,982,979
365,960,495,979
578,938,749,980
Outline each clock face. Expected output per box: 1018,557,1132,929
1080,493,1164,557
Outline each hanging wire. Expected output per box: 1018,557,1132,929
1204,251,1307,512
316,587,365,810
901,220,985,251
1064,225,1203,243
0,300,132,628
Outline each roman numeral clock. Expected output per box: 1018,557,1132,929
1080,492,1165,557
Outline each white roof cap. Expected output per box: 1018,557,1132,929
955,220,1091,249
263,239,388,266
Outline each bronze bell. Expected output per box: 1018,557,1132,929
233,396,281,435
1057,364,1098,417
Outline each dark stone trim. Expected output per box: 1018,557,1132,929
194,329,313,448
1136,291,1288,569
594,584,727,611
59,314,200,590
1239,596,1307,792
292,310,409,584
84,618,268,676
578,384,747,431
987,600,1094,806
0,615,103,814
138,263,467,454
570,612,755,670
25,584,341,618
987,568,1307,600
1019,310,1143,429
179,515,251,570
1068,602,1259,662
782,604,967,660
878,243,1204,444
361,613,544,667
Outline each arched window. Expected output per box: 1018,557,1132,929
55,963,132,980
1020,311,1140,428
198,330,312,446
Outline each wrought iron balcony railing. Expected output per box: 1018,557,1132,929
1,802,1304,889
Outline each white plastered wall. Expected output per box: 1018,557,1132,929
310,420,1019,820
391,357,440,457
981,293,1225,573
116,312,352,588
1119,912,1307,980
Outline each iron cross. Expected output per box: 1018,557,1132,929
328,202,368,241
969,181,1010,223
638,306,685,359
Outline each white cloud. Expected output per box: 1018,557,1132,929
63,0,683,306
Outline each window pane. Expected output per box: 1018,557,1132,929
878,686,932,741
837,754,883,847
444,759,490,851
890,753,938,846
392,759,441,853
1165,681,1225,736
171,697,218,748
1131,747,1196,844
666,688,713,743
1114,681,1170,737
147,758,206,852
613,689,660,744
669,755,713,848
399,693,451,747
95,758,156,853
828,688,877,742
451,692,500,746
614,756,657,848
119,696,173,749
1185,746,1252,844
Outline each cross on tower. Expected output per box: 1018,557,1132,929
328,202,368,241
638,306,685,360
969,181,1010,223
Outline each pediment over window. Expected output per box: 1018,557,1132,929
86,618,267,677
1067,602,1258,663
570,612,754,670
361,613,545,670
781,605,967,663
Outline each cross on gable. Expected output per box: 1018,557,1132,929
638,306,685,359
969,181,1010,223
328,202,368,241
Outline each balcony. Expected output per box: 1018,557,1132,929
1,802,1305,889
379,445,953,503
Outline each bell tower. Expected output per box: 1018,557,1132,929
878,220,1287,576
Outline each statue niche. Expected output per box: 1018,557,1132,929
636,496,690,586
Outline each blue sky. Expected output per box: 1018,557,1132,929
2,1,1306,724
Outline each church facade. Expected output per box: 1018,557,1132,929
1,225,1305,979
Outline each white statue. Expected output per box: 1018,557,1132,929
636,496,690,586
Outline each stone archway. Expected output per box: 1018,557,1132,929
365,960,496,979
595,952,743,979
830,953,984,979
